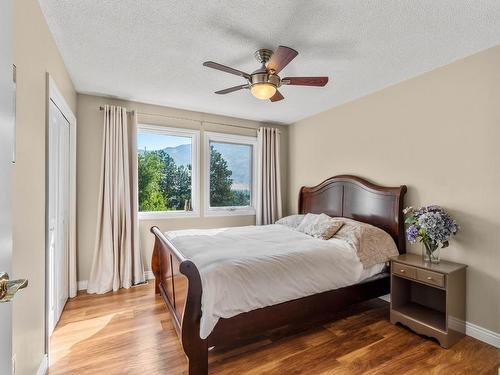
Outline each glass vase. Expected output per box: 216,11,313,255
422,242,440,263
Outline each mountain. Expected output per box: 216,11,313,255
163,143,192,167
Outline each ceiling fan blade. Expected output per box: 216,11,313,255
270,90,284,102
215,84,249,95
203,61,250,80
281,77,329,87
267,46,298,74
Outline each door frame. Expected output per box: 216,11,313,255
0,0,14,373
45,74,77,363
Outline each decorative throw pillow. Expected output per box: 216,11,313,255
296,213,344,240
275,214,305,229
295,213,319,233
332,218,399,268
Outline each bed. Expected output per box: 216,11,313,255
151,175,407,374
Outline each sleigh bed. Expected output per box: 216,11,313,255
150,175,407,374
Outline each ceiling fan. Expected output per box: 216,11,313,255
203,46,328,102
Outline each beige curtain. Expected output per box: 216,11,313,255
256,127,282,225
87,105,145,294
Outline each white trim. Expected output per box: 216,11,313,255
36,354,48,375
203,131,258,217
137,123,200,218
46,75,77,367
48,77,76,125
448,316,466,333
78,272,154,290
48,75,77,299
448,317,500,348
464,321,500,348
77,280,88,291
379,294,391,302
204,208,256,217
139,210,200,220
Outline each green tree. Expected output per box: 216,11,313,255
138,151,166,211
210,145,234,206
229,189,250,206
138,149,192,211
156,150,181,210
176,164,192,209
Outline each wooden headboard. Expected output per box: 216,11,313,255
299,175,407,253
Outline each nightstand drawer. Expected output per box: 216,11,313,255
417,269,445,288
392,263,417,279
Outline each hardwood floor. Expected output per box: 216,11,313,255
48,282,499,375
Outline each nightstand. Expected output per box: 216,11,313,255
390,254,467,348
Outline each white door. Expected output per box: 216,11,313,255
48,100,70,335
0,0,15,374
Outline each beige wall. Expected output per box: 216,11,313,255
12,1,77,374
77,94,288,282
288,46,500,333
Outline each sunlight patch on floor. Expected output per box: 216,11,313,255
49,313,116,366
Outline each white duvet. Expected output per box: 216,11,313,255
166,224,386,339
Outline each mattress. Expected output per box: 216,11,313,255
166,224,391,339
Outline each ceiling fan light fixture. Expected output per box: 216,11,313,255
203,46,328,103
250,83,276,100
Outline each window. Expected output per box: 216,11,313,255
204,132,258,216
137,125,199,218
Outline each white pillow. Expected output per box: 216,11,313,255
295,213,319,233
296,213,344,240
275,214,305,229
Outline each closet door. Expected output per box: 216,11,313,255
48,100,70,334
56,109,70,321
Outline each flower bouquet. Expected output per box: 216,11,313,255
403,205,459,263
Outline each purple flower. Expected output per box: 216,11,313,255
406,225,419,243
418,211,457,243
404,205,459,248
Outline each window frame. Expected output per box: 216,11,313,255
204,131,258,217
137,124,200,219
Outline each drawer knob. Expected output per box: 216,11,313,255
400,269,405,273
427,276,433,280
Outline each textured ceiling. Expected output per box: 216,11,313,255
39,1,500,124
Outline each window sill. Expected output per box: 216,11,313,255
138,211,200,220
204,208,256,217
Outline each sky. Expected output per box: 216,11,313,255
137,132,190,151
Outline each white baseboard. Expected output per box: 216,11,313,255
77,271,155,291
36,354,48,375
77,280,88,291
464,321,500,348
379,296,500,348
379,294,391,302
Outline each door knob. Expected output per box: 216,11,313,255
0,272,28,303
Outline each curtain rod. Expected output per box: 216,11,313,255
98,106,280,132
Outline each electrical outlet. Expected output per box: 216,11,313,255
12,353,16,375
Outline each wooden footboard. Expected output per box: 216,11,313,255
151,226,208,374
